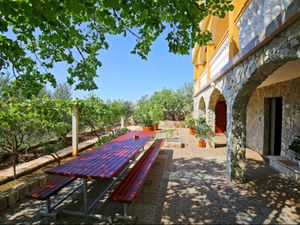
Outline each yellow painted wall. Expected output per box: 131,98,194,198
193,0,252,88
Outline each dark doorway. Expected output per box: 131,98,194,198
266,97,282,156
215,101,227,133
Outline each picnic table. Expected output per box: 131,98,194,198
44,130,155,219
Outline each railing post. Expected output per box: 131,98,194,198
72,98,79,157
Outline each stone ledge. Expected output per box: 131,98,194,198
0,174,49,212
268,156,300,183
0,138,97,185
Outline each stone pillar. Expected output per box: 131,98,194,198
72,98,79,157
226,103,247,182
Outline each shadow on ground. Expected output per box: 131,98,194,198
0,148,299,224
159,156,300,224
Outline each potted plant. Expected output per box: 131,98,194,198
140,114,154,131
185,114,195,135
195,117,214,148
150,105,164,131
289,136,300,170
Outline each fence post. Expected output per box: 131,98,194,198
72,98,79,157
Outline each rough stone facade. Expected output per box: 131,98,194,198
193,10,300,182
246,77,300,159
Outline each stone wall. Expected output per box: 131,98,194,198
246,77,300,159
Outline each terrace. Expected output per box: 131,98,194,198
0,127,299,224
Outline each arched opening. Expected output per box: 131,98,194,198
228,58,300,182
246,60,300,158
198,97,206,118
208,88,227,133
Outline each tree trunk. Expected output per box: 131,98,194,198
11,153,18,179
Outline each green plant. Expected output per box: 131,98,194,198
289,136,300,159
195,117,214,141
134,96,153,127
0,1,233,97
113,128,129,137
150,104,164,124
185,114,195,129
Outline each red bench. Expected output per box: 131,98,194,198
111,139,164,220
26,176,77,216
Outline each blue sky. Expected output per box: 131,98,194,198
52,33,193,103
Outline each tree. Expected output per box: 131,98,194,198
150,88,185,120
177,82,194,116
0,0,233,96
104,100,127,131
79,95,107,138
52,82,72,100
0,96,71,178
134,95,153,126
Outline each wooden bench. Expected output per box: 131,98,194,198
111,139,164,220
26,176,78,216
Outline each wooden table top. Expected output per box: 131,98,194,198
46,131,155,179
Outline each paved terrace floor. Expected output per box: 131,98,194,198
0,128,299,224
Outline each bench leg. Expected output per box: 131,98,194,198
39,198,57,219
46,199,51,213
114,203,132,222
83,178,88,215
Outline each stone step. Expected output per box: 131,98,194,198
268,156,300,183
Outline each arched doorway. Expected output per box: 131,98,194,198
198,97,206,118
208,89,227,133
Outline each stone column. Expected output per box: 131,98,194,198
72,98,79,157
226,103,247,182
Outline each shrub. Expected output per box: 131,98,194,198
185,114,195,129
289,136,300,159
195,117,214,141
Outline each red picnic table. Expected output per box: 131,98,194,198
45,130,155,219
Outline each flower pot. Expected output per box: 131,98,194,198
198,139,206,148
153,124,159,131
189,128,195,135
143,126,154,131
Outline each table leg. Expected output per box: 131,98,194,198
83,178,88,214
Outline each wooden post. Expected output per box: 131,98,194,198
121,116,125,129
72,98,79,157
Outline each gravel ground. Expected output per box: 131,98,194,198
0,128,299,224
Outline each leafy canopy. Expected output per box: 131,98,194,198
0,0,233,96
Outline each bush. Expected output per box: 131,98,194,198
289,136,300,159
195,117,214,141
185,114,195,129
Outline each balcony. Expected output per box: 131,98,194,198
210,35,229,79
193,80,200,96
200,67,207,88
237,0,294,50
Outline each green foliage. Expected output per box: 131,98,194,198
96,128,129,146
96,135,114,147
289,136,300,157
104,100,127,130
177,82,194,115
185,114,195,129
134,83,194,123
0,0,233,97
52,82,72,100
149,104,164,124
113,128,129,137
195,117,214,140
134,95,153,126
79,95,107,137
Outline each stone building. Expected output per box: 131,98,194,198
192,0,300,182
